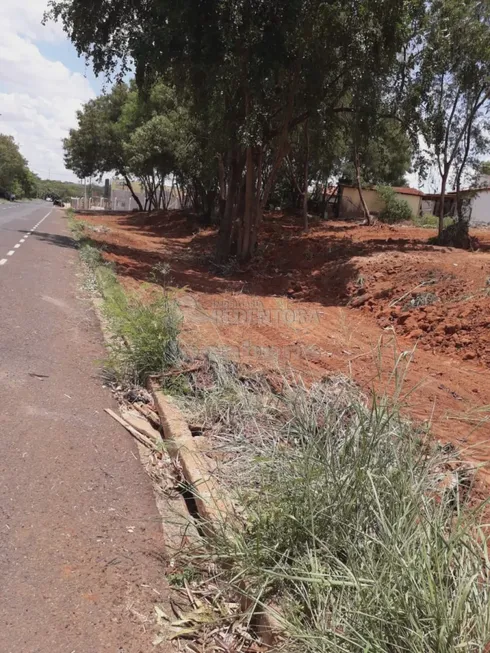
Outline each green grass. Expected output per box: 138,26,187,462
102,284,182,384
175,359,490,652
412,213,455,229
67,209,182,384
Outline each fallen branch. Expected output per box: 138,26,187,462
105,408,160,452
134,402,161,428
389,282,426,308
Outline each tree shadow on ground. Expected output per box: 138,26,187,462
79,210,450,309
18,230,77,250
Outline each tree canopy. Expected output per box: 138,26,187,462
0,135,38,199
48,0,490,252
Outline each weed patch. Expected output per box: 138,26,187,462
103,289,182,384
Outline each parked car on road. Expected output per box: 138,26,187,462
0,189,15,201
53,198,64,207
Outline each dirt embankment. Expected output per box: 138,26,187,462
348,249,490,365
77,210,490,477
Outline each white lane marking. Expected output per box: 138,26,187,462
0,209,53,272
29,209,53,233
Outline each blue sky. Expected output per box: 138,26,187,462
0,0,102,182
36,40,105,95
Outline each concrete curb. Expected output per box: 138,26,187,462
149,381,282,647
150,384,233,529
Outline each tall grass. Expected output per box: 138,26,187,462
102,281,182,383
178,362,490,652
67,211,182,383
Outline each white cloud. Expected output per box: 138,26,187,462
0,0,96,181
0,0,64,43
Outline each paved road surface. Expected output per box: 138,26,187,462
0,202,172,652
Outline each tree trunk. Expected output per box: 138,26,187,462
321,184,328,220
216,150,243,261
250,147,263,254
238,146,255,261
217,154,227,219
354,151,371,225
302,119,309,231
438,169,449,237
123,173,143,211
175,181,183,208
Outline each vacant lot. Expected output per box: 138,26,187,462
77,210,490,480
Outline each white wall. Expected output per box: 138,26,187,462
470,190,490,225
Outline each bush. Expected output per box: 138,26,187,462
376,185,413,223
430,219,471,249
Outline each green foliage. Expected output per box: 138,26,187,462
38,179,103,201
79,241,105,268
167,566,200,589
48,0,490,254
341,120,412,187
376,185,413,223
102,286,182,384
63,79,217,213
415,0,490,236
0,134,38,198
48,0,422,259
479,161,490,176
412,213,454,229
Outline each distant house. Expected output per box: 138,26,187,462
339,185,423,219
422,186,490,226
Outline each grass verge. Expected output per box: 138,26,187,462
67,210,181,384
173,356,490,652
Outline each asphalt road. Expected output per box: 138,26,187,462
0,202,172,652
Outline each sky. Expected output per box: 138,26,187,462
0,0,103,182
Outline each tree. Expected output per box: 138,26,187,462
47,0,423,260
0,135,30,195
64,83,144,209
417,0,490,242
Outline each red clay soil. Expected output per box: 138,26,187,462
77,210,490,481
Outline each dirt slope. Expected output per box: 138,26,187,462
78,210,490,480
